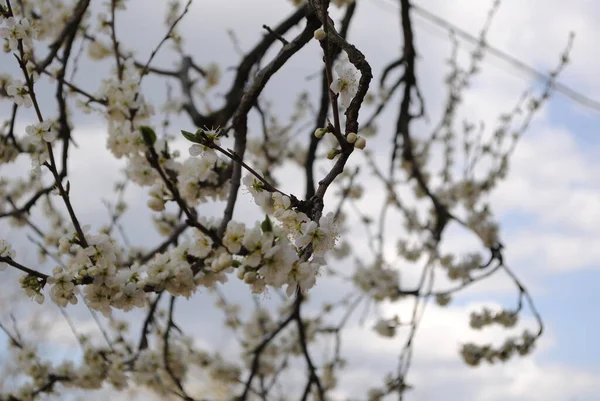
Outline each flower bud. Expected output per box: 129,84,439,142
213,253,232,272
346,132,357,144
327,148,338,160
35,293,45,304
314,127,327,138
243,271,257,284
435,293,451,306
354,136,366,150
313,28,326,41
147,197,165,212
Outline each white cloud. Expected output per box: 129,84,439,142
493,126,600,232
333,300,600,401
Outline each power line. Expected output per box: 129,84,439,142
370,0,600,115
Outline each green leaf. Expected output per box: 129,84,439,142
261,214,273,233
139,126,157,146
181,130,199,143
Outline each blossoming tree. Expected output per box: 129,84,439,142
0,0,571,400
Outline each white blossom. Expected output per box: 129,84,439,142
0,17,37,51
0,239,15,270
25,121,56,144
223,221,245,254
242,174,271,207
6,80,32,108
330,61,360,108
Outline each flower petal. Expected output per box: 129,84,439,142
189,144,203,156
340,91,352,108
330,79,342,94
43,130,57,142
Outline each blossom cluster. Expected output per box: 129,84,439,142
239,309,282,375
0,16,36,51
232,185,339,296
353,261,401,302
469,307,518,330
15,181,340,315
460,330,536,366
439,252,485,282
373,316,400,338
0,330,243,399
